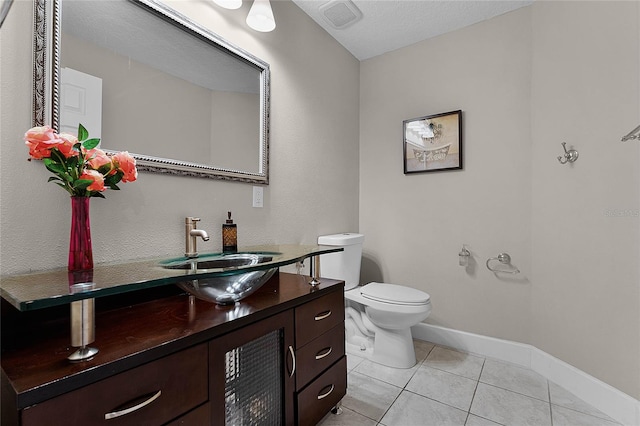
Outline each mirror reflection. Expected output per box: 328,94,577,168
37,0,270,183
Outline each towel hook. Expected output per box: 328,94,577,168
557,142,579,164
621,124,640,142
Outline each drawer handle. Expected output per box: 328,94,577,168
105,390,161,420
288,345,296,378
317,384,335,400
315,346,332,360
314,310,332,321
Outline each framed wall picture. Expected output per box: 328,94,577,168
403,110,462,174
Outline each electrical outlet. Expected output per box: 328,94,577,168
252,186,264,208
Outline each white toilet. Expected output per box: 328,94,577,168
318,233,432,369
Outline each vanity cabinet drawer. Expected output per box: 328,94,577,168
296,324,345,390
296,356,346,426
295,290,344,348
21,344,208,426
166,402,211,425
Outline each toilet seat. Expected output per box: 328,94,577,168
361,283,430,306
345,283,431,314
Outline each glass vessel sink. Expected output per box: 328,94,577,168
177,268,277,305
162,252,278,305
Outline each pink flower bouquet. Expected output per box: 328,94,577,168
24,124,137,198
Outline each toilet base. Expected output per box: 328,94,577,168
345,327,417,369
371,327,417,369
345,304,419,369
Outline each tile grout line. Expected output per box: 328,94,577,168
346,342,621,426
546,379,622,424
548,379,554,426
400,388,472,415
376,343,438,424
432,342,622,424
344,345,433,426
375,343,438,425
465,357,487,424
377,387,404,425
477,381,552,404
476,359,552,404
425,344,555,423
342,370,391,425
548,403,624,425
409,354,487,417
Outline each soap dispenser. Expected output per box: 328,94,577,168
459,245,470,267
222,211,237,253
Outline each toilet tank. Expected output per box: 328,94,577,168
317,233,364,290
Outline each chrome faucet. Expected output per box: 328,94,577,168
185,217,209,258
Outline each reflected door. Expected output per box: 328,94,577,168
60,67,102,137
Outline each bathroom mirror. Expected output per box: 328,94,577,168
33,0,270,184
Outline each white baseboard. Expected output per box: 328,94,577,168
412,323,640,426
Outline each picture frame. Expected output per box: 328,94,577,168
403,110,462,174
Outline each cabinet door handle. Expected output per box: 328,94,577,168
317,384,335,400
288,345,296,378
104,390,162,420
314,310,332,321
315,346,332,360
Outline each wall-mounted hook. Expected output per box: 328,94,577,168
557,142,579,164
621,124,640,142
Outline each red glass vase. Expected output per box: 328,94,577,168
68,196,93,272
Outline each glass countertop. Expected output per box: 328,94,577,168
0,245,341,311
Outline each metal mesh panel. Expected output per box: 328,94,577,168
225,330,283,425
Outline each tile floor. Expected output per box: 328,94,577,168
318,340,622,426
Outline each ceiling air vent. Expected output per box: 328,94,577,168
319,0,362,30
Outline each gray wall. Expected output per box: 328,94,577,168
0,0,360,275
529,0,639,402
360,2,639,399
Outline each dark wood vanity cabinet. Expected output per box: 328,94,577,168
1,273,346,426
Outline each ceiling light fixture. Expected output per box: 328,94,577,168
212,0,242,10
246,0,276,32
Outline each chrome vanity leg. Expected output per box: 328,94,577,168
331,400,343,415
68,283,98,362
309,255,321,287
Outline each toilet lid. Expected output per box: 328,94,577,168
360,283,430,306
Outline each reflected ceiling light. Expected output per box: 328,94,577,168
212,0,242,10
246,0,276,32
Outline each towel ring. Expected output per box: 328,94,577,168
486,253,520,274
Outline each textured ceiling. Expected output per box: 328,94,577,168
291,0,533,60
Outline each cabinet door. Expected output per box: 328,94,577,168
209,310,295,426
